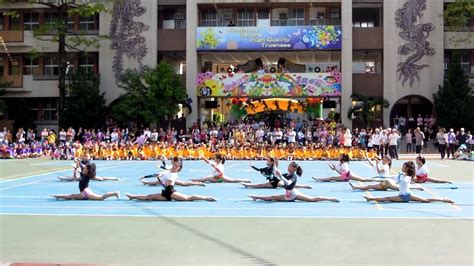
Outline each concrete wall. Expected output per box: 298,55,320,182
99,1,158,104
383,0,444,126
186,0,199,127
444,32,474,50
5,76,58,98
341,0,352,127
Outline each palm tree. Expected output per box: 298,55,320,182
347,94,390,127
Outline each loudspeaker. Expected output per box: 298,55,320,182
323,101,336,108
204,101,218,109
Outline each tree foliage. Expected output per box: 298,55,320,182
112,62,187,126
0,0,112,127
444,0,474,46
347,94,390,127
61,68,106,129
433,53,474,130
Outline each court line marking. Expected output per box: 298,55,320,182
30,161,74,166
0,162,127,190
0,161,142,184
1,213,471,220
0,204,463,212
357,162,384,210
427,162,449,167
422,186,463,211
363,161,464,212
0,179,50,192
0,167,71,182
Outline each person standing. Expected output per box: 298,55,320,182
436,128,448,160
399,116,406,134
447,129,457,159
458,128,469,147
372,129,381,156
414,127,425,154
343,128,352,148
388,129,400,160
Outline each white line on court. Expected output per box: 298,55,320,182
0,204,464,212
0,162,127,189
428,162,449,167
29,161,72,166
0,179,50,191
0,213,471,220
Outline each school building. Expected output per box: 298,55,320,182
0,0,473,130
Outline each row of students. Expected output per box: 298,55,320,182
52,153,455,204
66,142,376,161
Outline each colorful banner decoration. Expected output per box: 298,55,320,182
197,72,341,97
244,98,304,114
196,26,342,51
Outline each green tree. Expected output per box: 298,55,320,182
433,53,474,130
347,94,390,127
444,0,474,46
113,62,187,126
1,0,112,126
61,68,106,129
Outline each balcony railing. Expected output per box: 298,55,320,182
3,75,23,87
352,73,383,97
0,31,24,42
352,27,383,49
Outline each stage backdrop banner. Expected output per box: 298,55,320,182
197,72,341,97
196,25,342,51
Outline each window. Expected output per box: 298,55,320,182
329,7,341,25
237,8,254,27
175,9,186,29
67,14,75,31
460,50,471,74
43,99,58,121
200,9,221,27
79,15,98,31
9,15,21,30
310,7,326,25
23,56,39,75
44,55,59,76
258,9,269,20
0,57,4,76
288,8,304,26
161,8,186,29
44,12,58,29
9,57,21,75
32,98,58,121
79,53,97,74
353,51,383,74
353,8,381,27
23,12,39,31
0,14,4,31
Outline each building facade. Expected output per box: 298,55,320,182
0,0,473,131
